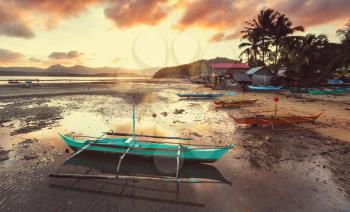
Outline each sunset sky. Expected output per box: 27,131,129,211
0,0,349,70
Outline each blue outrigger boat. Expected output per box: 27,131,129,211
49,97,235,183
248,85,283,91
177,93,224,98
58,134,234,163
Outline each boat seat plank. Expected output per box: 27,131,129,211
124,137,134,144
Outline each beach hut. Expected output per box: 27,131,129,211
247,66,273,85
209,63,249,90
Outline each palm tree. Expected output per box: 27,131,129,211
279,34,328,82
242,9,279,64
272,14,304,64
336,20,350,66
239,28,260,64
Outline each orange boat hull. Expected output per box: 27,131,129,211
231,113,321,126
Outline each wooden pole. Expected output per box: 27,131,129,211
116,147,131,174
176,145,181,179
105,132,193,141
64,132,106,162
132,96,136,141
48,173,222,183
274,103,277,117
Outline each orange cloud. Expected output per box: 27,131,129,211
178,0,350,41
44,50,85,67
0,0,103,38
0,48,23,64
14,0,103,28
0,2,34,38
270,0,350,27
29,57,42,63
104,0,170,28
48,50,83,60
177,0,258,30
209,33,225,42
209,31,241,42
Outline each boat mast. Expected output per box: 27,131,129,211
132,95,136,141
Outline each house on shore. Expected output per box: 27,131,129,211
246,66,274,85
209,63,250,90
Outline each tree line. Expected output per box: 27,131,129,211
239,9,350,84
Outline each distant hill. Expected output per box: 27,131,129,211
153,57,240,79
0,64,158,77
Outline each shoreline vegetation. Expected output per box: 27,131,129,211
153,9,349,85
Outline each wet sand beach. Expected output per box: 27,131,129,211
1,79,350,211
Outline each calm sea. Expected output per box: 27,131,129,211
0,76,147,85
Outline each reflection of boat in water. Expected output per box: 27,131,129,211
63,153,231,185
50,153,231,208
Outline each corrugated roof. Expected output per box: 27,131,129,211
210,63,249,69
246,66,263,75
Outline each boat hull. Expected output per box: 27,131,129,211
232,113,321,126
177,93,224,98
61,135,233,163
248,85,282,91
214,99,257,107
308,88,348,95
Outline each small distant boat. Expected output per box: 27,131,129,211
231,113,321,127
327,79,344,85
288,87,309,93
248,85,282,91
214,98,257,107
177,93,224,98
190,74,208,84
308,88,348,95
8,80,20,84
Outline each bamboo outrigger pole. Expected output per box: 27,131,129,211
105,132,193,141
64,132,107,162
132,95,136,141
48,173,222,183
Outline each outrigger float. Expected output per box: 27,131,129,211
49,97,235,183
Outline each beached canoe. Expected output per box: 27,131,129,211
231,113,321,126
248,85,282,91
60,134,234,163
308,88,347,95
214,99,257,107
177,93,224,98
